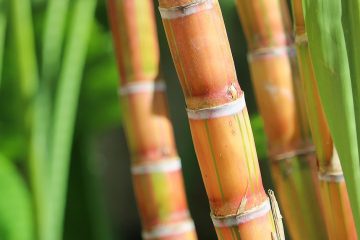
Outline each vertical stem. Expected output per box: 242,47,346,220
31,2,72,239
9,0,43,238
9,0,38,100
235,0,327,239
41,0,70,83
35,0,71,181
108,0,197,239
158,0,280,239
48,1,97,239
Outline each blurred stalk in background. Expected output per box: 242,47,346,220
291,0,357,238
235,0,327,239
158,0,284,239
107,0,197,239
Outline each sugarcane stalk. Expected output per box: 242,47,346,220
107,1,197,239
291,0,357,238
158,0,283,239
235,1,328,239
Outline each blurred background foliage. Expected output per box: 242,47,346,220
0,0,271,239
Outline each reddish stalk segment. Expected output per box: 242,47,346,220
158,0,281,239
108,0,197,239
236,0,328,239
292,0,357,238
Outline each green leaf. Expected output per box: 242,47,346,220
342,0,360,171
303,0,360,235
0,154,34,240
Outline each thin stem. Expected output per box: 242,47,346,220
47,0,97,239
41,0,70,83
9,0,38,100
9,0,42,238
32,1,71,239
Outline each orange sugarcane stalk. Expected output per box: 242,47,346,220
291,0,357,238
107,1,197,239
158,0,284,239
236,1,328,239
